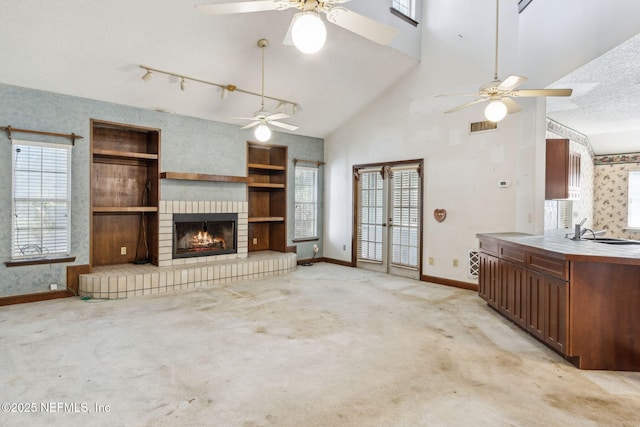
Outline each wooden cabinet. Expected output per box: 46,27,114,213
479,252,498,307
478,237,569,356
91,120,160,266
545,138,581,200
247,142,287,252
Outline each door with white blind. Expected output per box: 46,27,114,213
354,161,422,279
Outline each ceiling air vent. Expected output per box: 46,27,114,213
469,120,498,134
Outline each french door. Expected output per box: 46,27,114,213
354,160,423,279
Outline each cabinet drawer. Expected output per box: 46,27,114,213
526,250,568,281
500,243,526,265
479,237,499,256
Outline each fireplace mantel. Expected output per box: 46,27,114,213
160,172,251,183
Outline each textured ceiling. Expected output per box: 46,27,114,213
546,32,640,155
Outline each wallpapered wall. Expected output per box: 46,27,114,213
0,83,323,297
593,154,640,239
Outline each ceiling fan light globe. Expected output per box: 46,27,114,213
485,100,508,122
254,124,272,142
291,12,327,54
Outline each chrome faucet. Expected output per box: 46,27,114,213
569,218,588,240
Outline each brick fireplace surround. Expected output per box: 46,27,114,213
79,200,296,299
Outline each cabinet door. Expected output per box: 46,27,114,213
499,259,527,329
545,276,568,354
479,252,499,308
526,270,546,341
526,270,569,354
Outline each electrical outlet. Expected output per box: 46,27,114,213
50,284,58,291
120,246,127,255
253,237,258,245
453,259,459,267
343,244,346,251
429,257,434,265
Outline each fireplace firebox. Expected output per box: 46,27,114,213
173,213,237,259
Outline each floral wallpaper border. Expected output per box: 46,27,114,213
595,153,640,165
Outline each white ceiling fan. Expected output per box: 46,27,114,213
195,0,399,54
231,39,298,142
439,0,572,122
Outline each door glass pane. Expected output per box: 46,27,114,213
390,168,420,268
358,171,384,262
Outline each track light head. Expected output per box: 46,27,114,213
180,77,186,91
141,69,152,82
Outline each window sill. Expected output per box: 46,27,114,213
292,237,319,243
390,7,419,27
5,256,76,268
623,228,640,233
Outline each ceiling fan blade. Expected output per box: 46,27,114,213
326,7,399,45
444,98,489,114
436,93,482,98
241,121,261,129
501,97,522,114
229,116,258,121
497,75,527,91
267,112,290,121
269,121,298,131
195,0,290,15
512,88,573,97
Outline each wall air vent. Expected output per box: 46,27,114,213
469,120,498,134
468,249,479,279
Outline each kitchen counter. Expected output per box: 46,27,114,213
477,232,640,265
477,232,640,371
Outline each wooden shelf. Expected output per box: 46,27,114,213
248,182,285,189
160,171,250,183
93,148,158,160
248,163,286,172
92,206,158,213
249,216,285,223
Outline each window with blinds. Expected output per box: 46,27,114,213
11,140,72,258
294,165,318,239
392,0,415,19
628,170,640,228
390,166,419,268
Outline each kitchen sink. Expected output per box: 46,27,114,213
583,237,640,245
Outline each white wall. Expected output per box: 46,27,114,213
323,0,640,283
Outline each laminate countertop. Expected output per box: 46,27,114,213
476,232,640,265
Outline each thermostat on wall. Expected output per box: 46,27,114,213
498,180,510,188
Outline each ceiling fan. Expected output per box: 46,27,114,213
231,39,298,142
439,0,572,122
195,0,399,54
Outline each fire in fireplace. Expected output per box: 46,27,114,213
173,213,237,259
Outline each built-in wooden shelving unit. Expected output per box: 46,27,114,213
247,142,287,252
91,120,160,266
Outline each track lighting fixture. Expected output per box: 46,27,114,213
138,65,298,114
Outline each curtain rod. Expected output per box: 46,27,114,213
293,158,325,167
1,126,83,145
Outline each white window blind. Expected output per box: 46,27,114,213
12,139,72,258
628,170,640,228
294,165,318,239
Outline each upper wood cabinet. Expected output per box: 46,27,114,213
545,138,581,200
